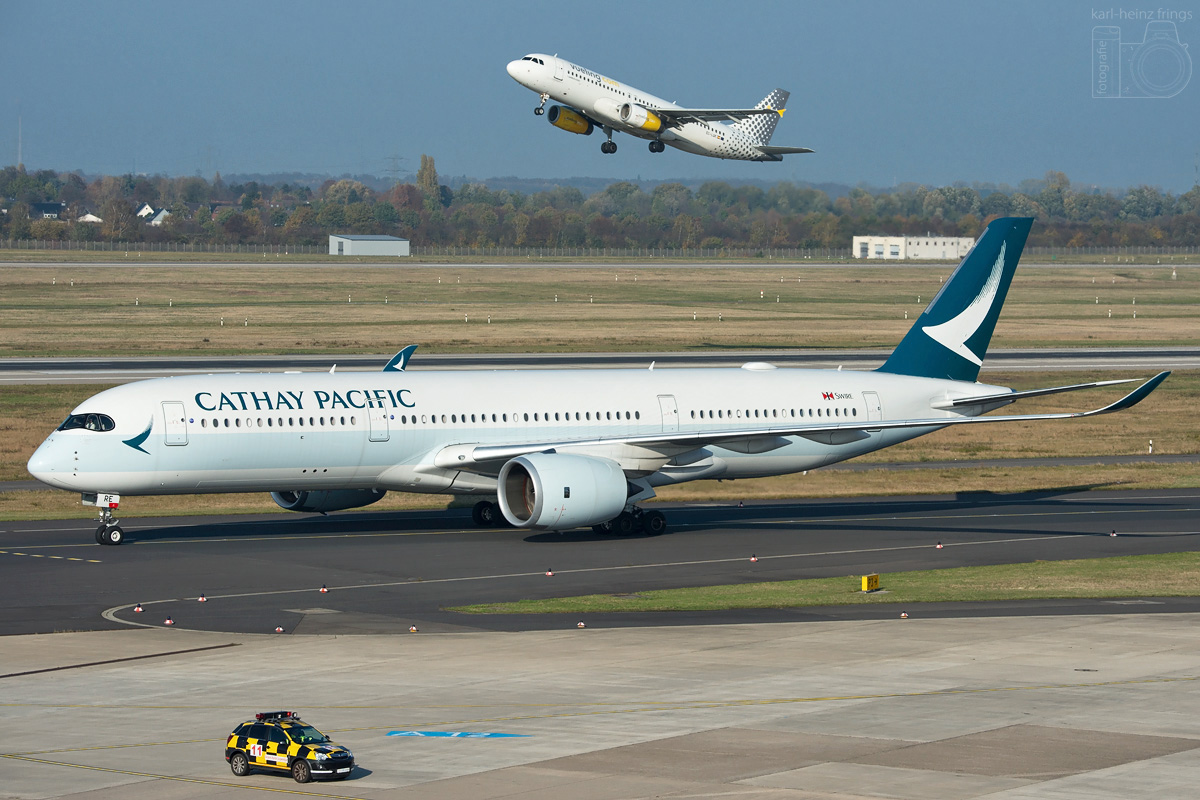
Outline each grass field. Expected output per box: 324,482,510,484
0,264,1197,356
451,552,1200,614
2,259,1196,520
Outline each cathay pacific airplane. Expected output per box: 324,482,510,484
28,218,1167,546
506,53,813,160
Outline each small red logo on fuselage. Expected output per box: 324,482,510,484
821,391,835,400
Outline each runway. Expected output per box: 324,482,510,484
2,346,1197,384
3,488,1198,637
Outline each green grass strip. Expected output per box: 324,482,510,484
452,552,1200,614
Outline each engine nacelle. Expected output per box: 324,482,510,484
619,103,662,132
547,106,593,135
271,489,386,514
497,452,628,531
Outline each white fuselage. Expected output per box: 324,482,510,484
27,366,989,498
506,55,775,160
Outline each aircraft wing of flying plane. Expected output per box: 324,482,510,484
28,217,1169,545
506,54,812,160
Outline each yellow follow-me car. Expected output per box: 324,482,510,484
225,711,354,783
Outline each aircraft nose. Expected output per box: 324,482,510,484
506,60,523,81
27,436,72,490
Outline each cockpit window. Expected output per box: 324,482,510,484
58,413,116,432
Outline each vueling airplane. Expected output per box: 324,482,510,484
28,218,1167,546
506,53,813,160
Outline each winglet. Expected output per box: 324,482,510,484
1089,371,1171,415
384,344,418,372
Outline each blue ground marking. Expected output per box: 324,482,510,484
386,731,530,738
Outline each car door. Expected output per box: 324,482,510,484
266,727,292,770
246,724,270,767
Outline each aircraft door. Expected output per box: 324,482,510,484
862,391,882,423
162,401,188,445
657,395,679,433
553,57,564,81
369,407,390,442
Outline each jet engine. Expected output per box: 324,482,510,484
547,106,594,135
270,489,386,514
497,452,628,531
619,103,662,132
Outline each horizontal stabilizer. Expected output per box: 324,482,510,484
757,145,814,155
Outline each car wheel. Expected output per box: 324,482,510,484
229,751,250,777
291,758,312,783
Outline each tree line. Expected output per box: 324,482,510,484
3,160,1199,249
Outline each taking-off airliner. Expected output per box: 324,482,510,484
28,218,1168,545
506,53,813,160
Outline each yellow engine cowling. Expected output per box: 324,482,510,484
547,106,594,135
619,103,662,132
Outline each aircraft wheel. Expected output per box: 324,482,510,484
534,107,544,116
612,512,636,535
99,526,124,546
472,500,498,526
95,524,107,544
643,510,667,535
592,520,614,535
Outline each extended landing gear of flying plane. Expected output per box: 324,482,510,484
648,140,665,153
94,507,125,546
534,93,549,115
592,508,666,536
601,140,618,154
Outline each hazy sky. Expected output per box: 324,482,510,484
4,0,1199,191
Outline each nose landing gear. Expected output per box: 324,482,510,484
94,506,125,546
534,93,549,115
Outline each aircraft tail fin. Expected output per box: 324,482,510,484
876,217,1034,382
732,88,789,145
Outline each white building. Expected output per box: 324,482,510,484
852,234,976,260
329,234,410,257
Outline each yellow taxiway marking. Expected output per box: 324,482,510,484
0,550,98,562
0,754,366,798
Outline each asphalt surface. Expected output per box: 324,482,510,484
2,346,1198,384
3,488,1198,638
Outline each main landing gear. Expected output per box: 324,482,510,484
534,93,549,115
600,126,617,154
94,506,125,546
592,507,667,536
472,500,502,527
648,140,665,153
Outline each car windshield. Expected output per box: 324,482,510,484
286,725,329,745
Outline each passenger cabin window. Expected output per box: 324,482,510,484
58,413,116,432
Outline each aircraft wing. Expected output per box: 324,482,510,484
434,372,1170,473
652,107,784,125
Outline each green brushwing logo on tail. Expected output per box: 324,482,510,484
877,217,1033,382
123,418,153,454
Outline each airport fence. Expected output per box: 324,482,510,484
2,239,1199,259
410,245,852,259
0,239,325,254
